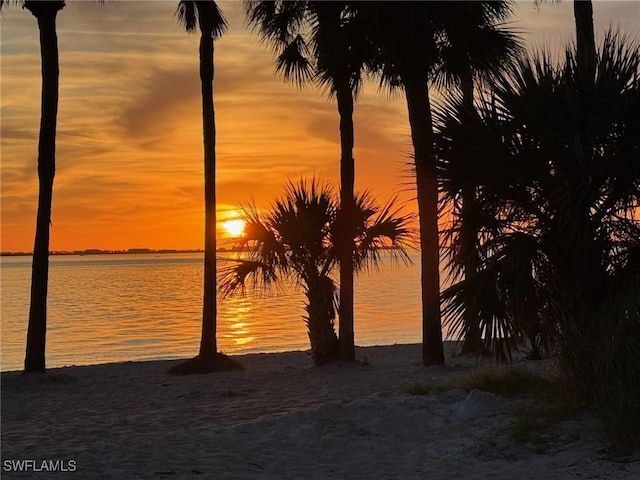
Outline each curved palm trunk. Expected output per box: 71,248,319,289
306,276,340,365
24,5,63,373
336,80,356,362
198,11,218,358
404,77,445,366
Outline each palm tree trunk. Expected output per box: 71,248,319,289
404,77,445,366
198,11,217,358
306,276,340,365
458,67,483,354
573,0,596,73
459,191,483,353
336,80,356,362
561,3,602,357
24,8,62,373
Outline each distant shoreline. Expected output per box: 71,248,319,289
1,245,403,257
0,248,246,257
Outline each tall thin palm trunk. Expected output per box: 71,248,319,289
170,1,240,373
24,3,63,373
574,0,596,71
336,80,356,362
198,7,217,358
404,78,444,366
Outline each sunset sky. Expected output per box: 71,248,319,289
1,1,638,252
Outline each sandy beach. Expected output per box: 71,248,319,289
1,343,638,479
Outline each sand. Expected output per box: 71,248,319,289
1,343,638,479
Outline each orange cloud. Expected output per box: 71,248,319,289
1,1,638,252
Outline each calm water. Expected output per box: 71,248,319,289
0,253,432,371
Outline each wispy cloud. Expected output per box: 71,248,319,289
1,0,637,251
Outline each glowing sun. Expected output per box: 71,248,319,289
222,219,245,237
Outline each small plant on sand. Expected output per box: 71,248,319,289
405,383,442,396
456,370,560,399
405,370,583,452
458,370,579,452
582,283,640,454
509,400,580,453
406,370,561,399
220,179,414,366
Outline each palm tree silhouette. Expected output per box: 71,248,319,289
169,0,242,374
357,1,520,365
220,179,414,365
437,32,640,362
1,0,65,373
433,1,521,354
356,3,449,366
245,1,368,361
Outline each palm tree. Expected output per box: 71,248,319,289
245,1,368,361
433,1,521,354
355,2,445,366
169,1,242,374
1,0,65,373
357,1,521,365
437,32,640,365
219,179,414,366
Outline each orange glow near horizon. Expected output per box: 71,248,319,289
1,1,637,253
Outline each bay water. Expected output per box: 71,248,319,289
0,252,433,371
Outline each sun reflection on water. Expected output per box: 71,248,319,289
221,297,255,346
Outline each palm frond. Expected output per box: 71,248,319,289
353,194,416,271
312,1,367,98
442,261,518,363
245,0,307,46
218,258,279,299
223,178,415,298
176,1,227,37
236,204,289,273
247,1,367,97
176,1,198,32
431,0,523,92
207,1,228,38
275,34,313,87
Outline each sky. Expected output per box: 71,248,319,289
1,1,638,252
